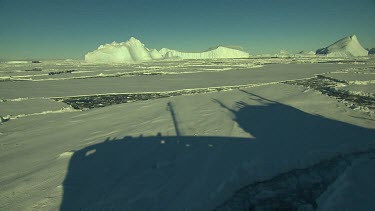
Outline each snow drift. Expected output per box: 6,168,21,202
316,35,368,57
85,37,250,63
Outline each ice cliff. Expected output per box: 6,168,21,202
316,35,368,57
85,37,250,63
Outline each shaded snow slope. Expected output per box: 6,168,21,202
85,37,249,63
316,35,368,57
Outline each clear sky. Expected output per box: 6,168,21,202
1,0,374,60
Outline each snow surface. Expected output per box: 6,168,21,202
316,35,369,57
85,37,249,63
0,63,359,99
317,158,375,210
0,58,375,210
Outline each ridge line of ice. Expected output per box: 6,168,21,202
8,107,80,120
50,78,315,99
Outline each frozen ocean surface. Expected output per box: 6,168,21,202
0,57,375,210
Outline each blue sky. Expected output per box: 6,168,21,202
1,0,374,60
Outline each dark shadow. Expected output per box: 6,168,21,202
60,95,375,211
231,92,375,151
167,102,182,136
60,135,253,211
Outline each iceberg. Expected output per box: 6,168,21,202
159,46,250,60
85,37,250,63
295,50,316,57
85,37,162,63
316,35,368,57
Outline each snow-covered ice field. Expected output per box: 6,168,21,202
1,57,375,210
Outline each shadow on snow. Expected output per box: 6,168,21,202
60,92,375,210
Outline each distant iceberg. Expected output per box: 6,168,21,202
85,37,161,63
159,46,250,60
85,37,250,63
295,50,316,57
316,35,368,57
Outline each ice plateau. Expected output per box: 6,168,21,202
85,37,250,63
316,35,368,57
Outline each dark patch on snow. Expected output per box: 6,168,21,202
127,72,163,76
214,150,375,211
24,67,42,72
56,93,171,109
52,85,263,110
284,75,375,111
48,70,76,75
0,116,10,123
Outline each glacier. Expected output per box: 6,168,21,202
85,37,250,63
316,35,368,57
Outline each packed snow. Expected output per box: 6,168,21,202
85,37,250,63
1,57,375,210
316,35,369,57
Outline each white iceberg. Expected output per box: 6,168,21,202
85,37,250,63
316,35,368,57
160,46,250,60
85,37,162,63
